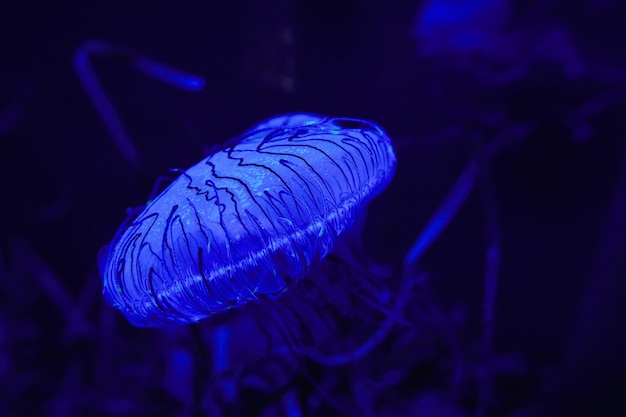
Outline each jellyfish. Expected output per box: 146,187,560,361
99,113,396,326
96,112,405,413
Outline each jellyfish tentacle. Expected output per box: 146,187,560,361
296,273,423,366
132,55,205,91
404,159,478,274
211,324,238,402
401,122,532,410
281,389,304,417
404,121,534,273
10,238,92,338
476,152,503,416
73,40,205,168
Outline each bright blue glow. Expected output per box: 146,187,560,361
99,114,396,327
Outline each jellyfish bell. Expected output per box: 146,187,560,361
99,113,397,328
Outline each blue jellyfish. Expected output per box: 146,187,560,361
97,112,402,414
99,113,396,327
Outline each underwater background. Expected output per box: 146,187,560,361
1,0,625,416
